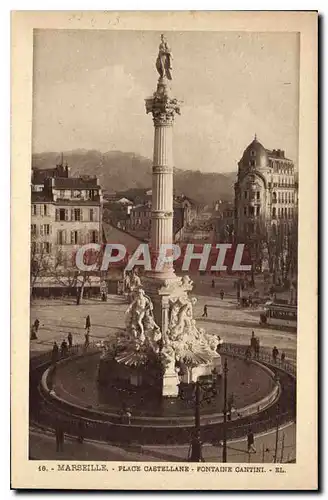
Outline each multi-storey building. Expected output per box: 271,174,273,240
234,136,298,275
31,168,103,273
234,136,298,239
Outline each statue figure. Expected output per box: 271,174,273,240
161,344,176,372
156,34,173,81
144,309,162,353
124,287,163,352
181,275,193,288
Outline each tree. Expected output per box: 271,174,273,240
30,236,52,298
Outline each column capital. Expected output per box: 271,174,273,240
145,82,181,127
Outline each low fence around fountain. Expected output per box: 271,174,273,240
30,341,296,445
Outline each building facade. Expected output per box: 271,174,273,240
234,136,298,275
31,168,103,275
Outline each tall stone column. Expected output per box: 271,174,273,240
146,78,180,279
145,79,182,337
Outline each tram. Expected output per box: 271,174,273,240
260,302,297,330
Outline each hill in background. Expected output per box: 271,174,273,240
32,150,236,205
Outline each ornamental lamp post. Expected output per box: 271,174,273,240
222,358,228,463
180,372,218,462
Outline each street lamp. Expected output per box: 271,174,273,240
179,370,218,462
222,358,228,462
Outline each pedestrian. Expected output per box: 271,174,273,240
255,337,260,359
272,346,279,363
30,324,37,340
281,351,286,363
125,408,132,425
202,305,208,318
85,314,91,333
220,289,224,300
51,341,59,364
211,279,215,288
61,339,68,357
247,428,256,453
67,332,73,348
84,332,90,349
250,331,257,353
34,319,40,335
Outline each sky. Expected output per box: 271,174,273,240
32,30,300,173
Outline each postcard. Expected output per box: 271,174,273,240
11,10,318,490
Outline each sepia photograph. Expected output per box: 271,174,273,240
11,11,317,490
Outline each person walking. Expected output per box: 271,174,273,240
281,351,286,363
272,346,279,363
202,305,208,318
84,331,90,349
34,318,40,334
67,332,73,348
211,279,215,289
220,289,224,300
85,315,91,333
247,428,256,453
51,341,59,364
60,339,68,358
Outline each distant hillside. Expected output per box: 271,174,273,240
32,150,235,205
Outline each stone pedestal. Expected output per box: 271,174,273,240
162,369,180,397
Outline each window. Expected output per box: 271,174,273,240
74,209,81,221
249,206,254,216
40,224,50,236
57,230,66,245
59,190,65,199
272,207,276,218
244,191,248,200
71,230,79,245
32,205,37,216
44,204,48,216
243,206,247,216
250,150,256,157
89,209,94,222
90,230,98,244
250,159,256,167
272,192,277,203
256,191,260,200
256,206,260,216
278,193,281,203
31,224,37,236
59,209,66,221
